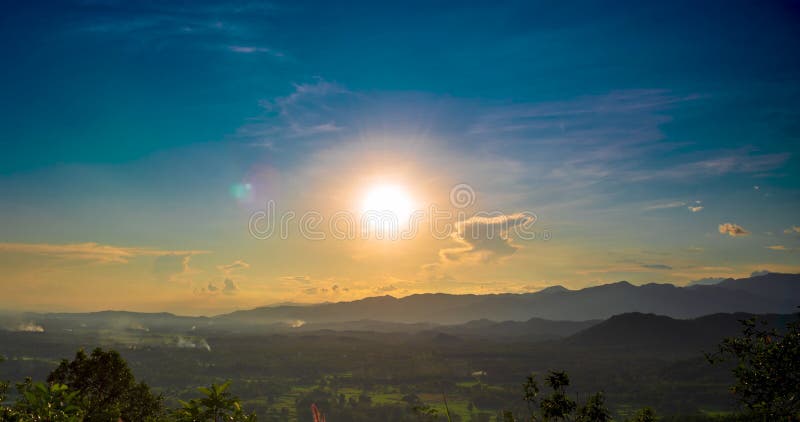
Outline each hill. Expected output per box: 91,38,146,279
564,311,797,357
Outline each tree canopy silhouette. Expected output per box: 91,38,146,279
47,348,164,421
707,314,800,420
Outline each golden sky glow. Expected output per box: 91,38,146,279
2,132,798,316
2,25,799,315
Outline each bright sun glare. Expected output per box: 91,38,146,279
360,184,415,225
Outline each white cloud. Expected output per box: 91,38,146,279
439,213,534,263
718,223,749,237
784,226,800,234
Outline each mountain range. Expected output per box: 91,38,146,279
219,272,800,324
2,273,798,335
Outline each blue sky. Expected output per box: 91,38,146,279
1,0,799,313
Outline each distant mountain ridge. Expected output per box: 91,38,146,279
219,272,800,324
4,273,798,329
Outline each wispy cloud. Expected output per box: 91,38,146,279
217,259,250,275
470,90,693,137
153,253,196,282
69,1,282,57
280,275,313,284
0,242,206,264
644,201,686,211
641,263,672,270
228,45,283,57
634,151,790,181
766,245,793,251
237,79,351,143
468,90,693,189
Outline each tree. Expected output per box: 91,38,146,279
522,373,540,420
402,393,422,407
174,380,256,422
0,356,8,419
707,315,800,419
357,392,372,407
520,371,580,422
539,371,576,421
626,407,657,422
13,380,86,421
47,348,164,421
412,404,440,421
576,392,611,422
5,348,264,421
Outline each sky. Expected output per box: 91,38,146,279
1,0,799,315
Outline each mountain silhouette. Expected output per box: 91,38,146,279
219,272,800,324
563,311,796,358
6,273,798,331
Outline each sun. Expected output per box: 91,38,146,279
360,184,415,229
